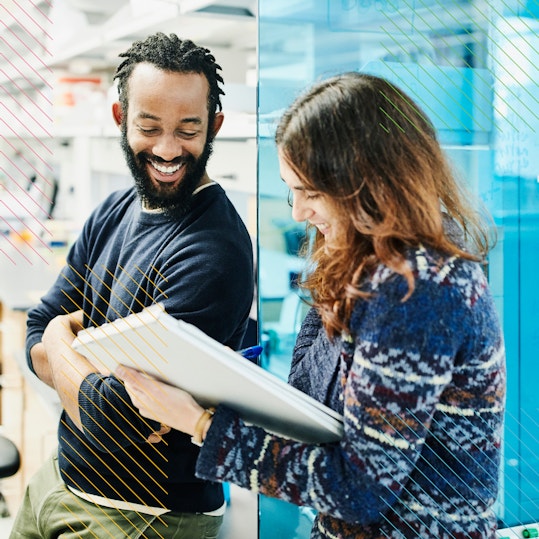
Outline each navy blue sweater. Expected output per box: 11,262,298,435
26,185,254,513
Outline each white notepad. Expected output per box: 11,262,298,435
72,303,344,444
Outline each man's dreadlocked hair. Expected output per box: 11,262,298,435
113,32,225,132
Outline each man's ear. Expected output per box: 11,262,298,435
211,112,224,139
112,102,123,128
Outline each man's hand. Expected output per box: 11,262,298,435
41,310,96,431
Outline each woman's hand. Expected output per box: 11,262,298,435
115,365,206,438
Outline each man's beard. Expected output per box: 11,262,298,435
120,126,213,219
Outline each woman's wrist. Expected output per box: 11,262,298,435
191,407,216,446
202,416,214,441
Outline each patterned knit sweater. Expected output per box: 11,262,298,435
197,245,506,538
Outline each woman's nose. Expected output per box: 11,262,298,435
291,195,313,223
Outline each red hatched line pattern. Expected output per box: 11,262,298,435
1,0,53,264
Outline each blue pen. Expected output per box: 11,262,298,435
238,345,264,361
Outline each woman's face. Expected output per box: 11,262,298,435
278,149,343,247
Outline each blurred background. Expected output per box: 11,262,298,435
1,0,539,537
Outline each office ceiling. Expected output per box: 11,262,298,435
0,0,257,92
52,0,258,74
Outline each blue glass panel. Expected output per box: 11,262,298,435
258,0,539,534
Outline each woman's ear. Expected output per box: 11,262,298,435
112,102,123,128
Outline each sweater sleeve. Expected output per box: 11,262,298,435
78,373,162,451
25,219,91,373
288,307,342,406
196,270,469,525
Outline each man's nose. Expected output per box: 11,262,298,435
152,134,182,162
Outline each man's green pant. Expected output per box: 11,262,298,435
9,453,223,539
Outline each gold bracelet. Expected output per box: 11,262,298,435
191,407,216,447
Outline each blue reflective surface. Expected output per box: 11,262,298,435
258,0,539,533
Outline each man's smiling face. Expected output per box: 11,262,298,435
117,63,222,215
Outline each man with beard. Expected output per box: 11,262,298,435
10,33,254,539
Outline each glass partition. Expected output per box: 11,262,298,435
257,0,539,535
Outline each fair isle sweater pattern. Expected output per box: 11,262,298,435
197,245,506,539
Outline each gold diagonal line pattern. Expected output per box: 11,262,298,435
79,267,172,377
57,292,126,373
143,263,169,284
89,263,146,314
62,464,161,536
118,262,163,304
132,300,169,331
95,263,168,346
60,424,168,509
135,264,168,299
61,419,168,504
60,436,167,513
66,264,122,322
84,265,171,364
53,314,172,484
60,271,113,323
93,265,167,354
59,284,114,338
57,272,172,445
88,307,170,376
60,280,170,391
78,371,171,459
62,519,103,539
64,468,168,533
58,355,170,479
60,498,117,539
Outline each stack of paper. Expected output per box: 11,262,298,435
72,303,344,444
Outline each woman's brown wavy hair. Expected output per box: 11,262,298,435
275,72,494,338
